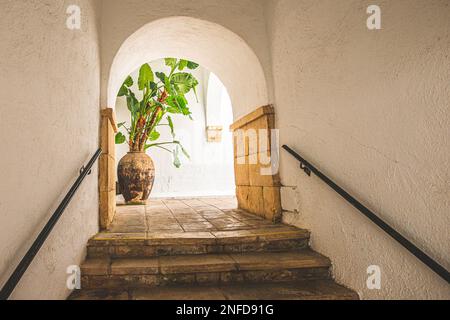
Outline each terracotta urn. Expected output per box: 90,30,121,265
117,152,155,205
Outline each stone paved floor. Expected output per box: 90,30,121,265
109,197,276,234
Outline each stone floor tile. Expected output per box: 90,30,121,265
175,217,208,224
145,210,172,216
110,197,298,237
181,222,216,232
171,212,201,218
148,225,184,232
117,205,145,214
146,217,178,224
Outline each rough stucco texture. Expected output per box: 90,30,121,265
0,0,101,299
99,0,274,119
268,0,450,299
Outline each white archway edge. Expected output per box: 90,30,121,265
107,16,269,120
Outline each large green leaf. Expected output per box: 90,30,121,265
118,76,133,97
178,96,191,116
126,91,139,113
167,95,187,109
156,72,166,83
166,95,190,115
138,63,154,90
187,61,199,69
176,95,188,109
118,85,128,97
178,59,188,71
124,76,133,87
115,132,126,144
150,81,158,91
164,76,173,95
155,107,164,123
171,73,199,95
148,81,158,99
149,130,160,141
166,107,181,114
165,58,177,69
140,100,147,111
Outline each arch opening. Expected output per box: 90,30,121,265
115,59,236,199
107,16,269,120
99,16,280,230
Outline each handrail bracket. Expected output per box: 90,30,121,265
300,163,311,177
80,165,92,176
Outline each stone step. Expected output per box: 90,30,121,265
69,279,358,300
80,250,330,290
87,227,310,258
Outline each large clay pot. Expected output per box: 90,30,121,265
117,152,155,205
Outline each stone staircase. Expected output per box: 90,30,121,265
69,199,358,300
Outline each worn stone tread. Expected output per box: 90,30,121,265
82,249,329,276
230,251,330,271
89,228,309,245
80,250,332,289
87,228,310,258
69,280,358,300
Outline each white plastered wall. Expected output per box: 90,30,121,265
0,0,101,299
2,0,448,300
267,0,450,299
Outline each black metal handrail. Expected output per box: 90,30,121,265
282,145,450,284
0,149,102,300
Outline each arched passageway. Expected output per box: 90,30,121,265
99,16,280,229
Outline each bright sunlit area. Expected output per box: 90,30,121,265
115,59,235,200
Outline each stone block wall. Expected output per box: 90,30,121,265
99,108,117,229
231,106,281,222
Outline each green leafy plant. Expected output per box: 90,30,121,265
115,58,200,167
